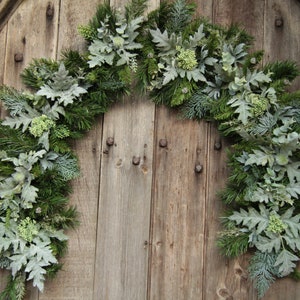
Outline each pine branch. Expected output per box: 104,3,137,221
217,230,249,257
125,0,147,21
180,90,212,120
263,60,300,83
21,58,59,90
248,251,280,299
166,0,196,34
0,86,30,116
0,123,37,156
0,273,26,300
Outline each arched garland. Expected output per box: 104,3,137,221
0,0,299,298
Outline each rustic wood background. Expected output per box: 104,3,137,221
0,0,300,299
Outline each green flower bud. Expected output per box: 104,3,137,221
267,213,287,234
29,115,55,137
18,217,39,242
112,36,125,48
176,48,198,71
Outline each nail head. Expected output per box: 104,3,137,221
106,137,114,146
46,3,54,20
14,53,23,62
159,138,168,148
194,164,203,173
132,156,140,165
214,141,222,150
275,17,283,27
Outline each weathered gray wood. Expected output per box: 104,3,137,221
202,125,258,299
40,0,102,299
213,0,265,50
149,107,209,300
94,94,155,299
262,2,300,297
264,0,300,90
3,0,59,90
56,0,101,55
92,0,156,298
0,24,7,119
203,2,266,299
0,0,23,32
1,1,59,299
39,121,103,300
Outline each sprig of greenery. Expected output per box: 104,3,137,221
0,0,299,298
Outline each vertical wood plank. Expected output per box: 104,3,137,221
0,24,7,118
94,95,155,299
262,1,300,298
39,0,102,299
149,107,208,300
56,0,100,54
148,2,211,299
3,0,59,90
92,1,156,298
195,0,213,19
1,1,59,299
0,24,7,85
264,0,300,90
213,0,265,50
203,126,258,300
201,2,266,299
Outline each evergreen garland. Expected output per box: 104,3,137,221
0,0,299,298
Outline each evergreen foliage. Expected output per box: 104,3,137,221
0,0,299,298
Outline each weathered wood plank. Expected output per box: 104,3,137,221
39,0,102,299
56,0,101,54
3,0,59,90
264,0,300,90
195,0,213,19
201,2,266,299
94,94,155,299
92,0,156,298
203,125,258,299
149,107,208,300
39,120,103,300
0,0,23,32
1,1,59,299
0,24,7,119
262,2,300,298
213,0,265,50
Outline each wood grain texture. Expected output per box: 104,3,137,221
148,107,208,300
3,0,59,90
39,121,103,300
94,94,155,300
195,0,213,19
213,0,265,50
0,0,300,299
0,24,7,118
202,125,258,300
264,0,300,90
40,0,103,299
57,0,101,54
0,0,23,31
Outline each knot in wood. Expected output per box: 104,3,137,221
159,138,168,148
194,164,203,173
14,53,23,62
214,141,222,150
132,156,140,166
106,137,114,146
46,3,55,20
275,17,284,28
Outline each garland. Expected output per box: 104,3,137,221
0,0,299,298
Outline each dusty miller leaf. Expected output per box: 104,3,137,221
37,63,87,107
228,204,269,234
274,249,299,276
